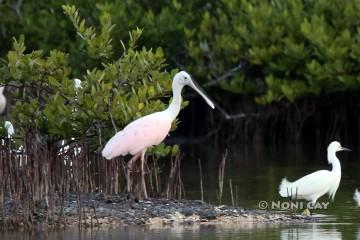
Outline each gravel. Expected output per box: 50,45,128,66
0,193,313,228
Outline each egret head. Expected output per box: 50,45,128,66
0,86,4,94
173,71,215,109
328,141,350,154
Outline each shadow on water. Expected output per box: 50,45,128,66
3,141,360,239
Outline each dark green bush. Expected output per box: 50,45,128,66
2,0,360,107
0,5,179,156
186,0,360,103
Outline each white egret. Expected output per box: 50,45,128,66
1,121,14,146
0,86,6,114
74,78,82,91
4,121,15,138
279,141,350,207
354,189,360,207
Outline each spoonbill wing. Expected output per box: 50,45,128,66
102,112,172,159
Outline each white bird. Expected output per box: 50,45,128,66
4,121,15,137
354,189,360,207
74,78,82,91
279,141,350,205
0,86,6,114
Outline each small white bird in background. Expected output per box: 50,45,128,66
354,189,360,207
4,121,15,138
74,78,82,91
279,141,350,209
0,86,6,114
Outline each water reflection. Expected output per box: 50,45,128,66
2,223,359,240
281,225,342,240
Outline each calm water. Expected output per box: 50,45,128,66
3,141,360,239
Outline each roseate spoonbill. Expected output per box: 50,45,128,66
0,87,6,114
354,189,360,207
279,141,350,212
102,71,215,198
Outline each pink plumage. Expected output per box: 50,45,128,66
101,71,215,198
102,112,172,159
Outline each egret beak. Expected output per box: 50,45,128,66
340,147,351,151
188,80,215,109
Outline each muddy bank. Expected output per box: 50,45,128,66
1,193,312,228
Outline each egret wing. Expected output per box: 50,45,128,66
289,170,333,200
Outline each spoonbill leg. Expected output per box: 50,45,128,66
140,149,148,199
127,153,140,193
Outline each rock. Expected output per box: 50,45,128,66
200,210,217,220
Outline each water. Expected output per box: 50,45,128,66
2,142,360,239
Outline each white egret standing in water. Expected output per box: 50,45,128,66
279,141,350,209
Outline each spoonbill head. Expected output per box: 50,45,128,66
0,87,6,114
279,141,349,205
102,71,215,198
173,71,215,109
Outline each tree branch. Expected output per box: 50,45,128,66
204,62,244,88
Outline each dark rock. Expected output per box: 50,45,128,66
200,211,217,220
181,208,195,216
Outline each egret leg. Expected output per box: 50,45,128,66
302,208,311,217
127,153,141,194
303,199,316,217
140,149,148,199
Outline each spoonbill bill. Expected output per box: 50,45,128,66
0,87,6,114
102,71,215,198
279,141,350,211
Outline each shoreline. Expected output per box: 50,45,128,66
0,193,313,229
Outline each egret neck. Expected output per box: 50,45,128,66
328,150,341,174
165,81,183,122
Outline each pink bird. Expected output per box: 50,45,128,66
102,71,215,198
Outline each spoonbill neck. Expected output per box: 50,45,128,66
328,151,341,173
165,82,184,122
